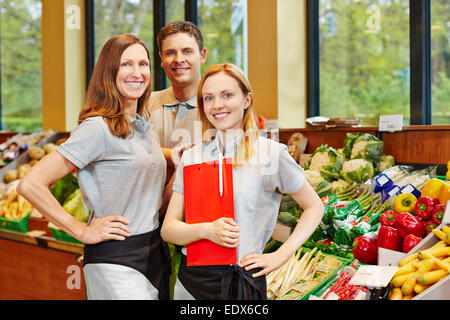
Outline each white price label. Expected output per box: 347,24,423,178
379,114,403,132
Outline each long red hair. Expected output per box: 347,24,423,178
79,34,151,138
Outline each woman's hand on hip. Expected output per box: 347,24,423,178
81,215,131,244
239,251,287,278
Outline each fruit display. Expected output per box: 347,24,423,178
388,226,450,300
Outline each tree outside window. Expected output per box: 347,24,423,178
0,0,42,132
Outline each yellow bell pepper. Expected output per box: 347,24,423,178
421,178,445,199
394,193,417,213
438,181,450,205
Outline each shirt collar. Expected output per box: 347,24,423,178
127,113,151,131
162,88,198,109
209,131,243,158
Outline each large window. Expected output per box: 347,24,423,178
198,0,247,73
90,0,248,90
308,0,449,126
319,0,410,126
0,0,42,132
431,0,450,125
93,0,155,87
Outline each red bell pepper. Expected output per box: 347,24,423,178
402,234,423,253
377,226,402,251
431,204,446,225
380,211,398,228
414,196,435,220
352,236,378,265
424,220,438,235
432,198,440,207
397,212,425,238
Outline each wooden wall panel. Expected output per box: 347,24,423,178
0,239,86,300
278,126,449,165
382,128,450,165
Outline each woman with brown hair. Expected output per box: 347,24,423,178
17,34,171,300
161,63,324,300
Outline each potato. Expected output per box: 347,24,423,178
28,147,45,160
43,143,57,154
18,164,32,179
4,169,18,183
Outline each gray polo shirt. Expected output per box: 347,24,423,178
57,115,166,236
146,87,201,148
172,135,305,262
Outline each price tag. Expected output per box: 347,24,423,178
379,114,403,132
349,265,398,288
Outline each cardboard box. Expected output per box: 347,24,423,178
377,247,406,266
408,224,450,300
377,224,449,300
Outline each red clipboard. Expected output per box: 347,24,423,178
183,158,237,266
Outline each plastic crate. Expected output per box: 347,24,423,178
275,247,352,300
49,225,83,244
0,211,31,233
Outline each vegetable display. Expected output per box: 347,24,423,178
267,247,345,300
393,193,417,214
377,226,402,251
389,227,450,300
352,236,378,264
317,265,368,300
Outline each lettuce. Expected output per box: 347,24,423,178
63,189,90,222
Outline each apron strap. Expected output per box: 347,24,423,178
220,264,266,300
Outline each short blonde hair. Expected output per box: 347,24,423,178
197,63,259,165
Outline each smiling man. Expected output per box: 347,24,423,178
145,21,207,159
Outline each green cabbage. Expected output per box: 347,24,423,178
342,133,384,164
63,189,90,222
340,159,375,184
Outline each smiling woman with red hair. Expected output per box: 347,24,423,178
162,63,324,300
18,34,171,300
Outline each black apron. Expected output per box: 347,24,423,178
83,226,171,300
178,254,267,300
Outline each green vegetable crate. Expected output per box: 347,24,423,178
0,211,31,233
275,247,353,301
301,248,353,300
48,224,83,245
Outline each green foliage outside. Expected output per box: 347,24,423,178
0,0,447,133
319,0,449,126
0,0,42,132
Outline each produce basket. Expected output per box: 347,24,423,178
302,249,353,300
48,222,83,245
0,211,31,233
272,247,352,300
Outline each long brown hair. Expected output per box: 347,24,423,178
79,34,151,139
197,63,259,165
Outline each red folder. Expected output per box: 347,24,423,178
183,158,237,266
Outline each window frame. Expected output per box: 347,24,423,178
306,0,434,125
